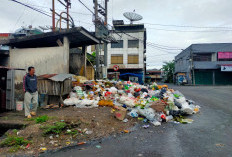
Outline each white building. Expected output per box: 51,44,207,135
107,22,146,84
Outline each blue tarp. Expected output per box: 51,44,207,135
119,73,144,84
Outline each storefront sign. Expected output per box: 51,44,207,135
221,65,232,71
218,52,232,59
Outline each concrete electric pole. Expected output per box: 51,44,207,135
94,0,109,79
94,0,100,79
104,0,108,68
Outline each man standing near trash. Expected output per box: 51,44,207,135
23,66,38,118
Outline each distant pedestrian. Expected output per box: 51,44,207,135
23,66,38,118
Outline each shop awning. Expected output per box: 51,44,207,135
219,64,232,72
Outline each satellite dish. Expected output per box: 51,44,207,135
39,26,49,31
123,11,143,24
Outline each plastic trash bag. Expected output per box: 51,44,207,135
128,109,139,118
137,108,156,121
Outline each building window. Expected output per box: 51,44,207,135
193,54,211,61
111,55,123,64
128,55,139,64
128,40,139,48
111,40,123,48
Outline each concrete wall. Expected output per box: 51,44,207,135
69,52,85,75
175,49,192,83
10,37,69,83
107,31,145,69
175,50,191,73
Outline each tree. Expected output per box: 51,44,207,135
161,60,175,83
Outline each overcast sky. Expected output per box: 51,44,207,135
1,0,232,69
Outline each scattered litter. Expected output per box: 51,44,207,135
49,135,53,140
78,142,86,145
142,125,150,129
96,145,102,149
124,130,130,133
215,143,225,147
85,130,93,135
62,79,200,126
123,118,129,123
40,147,47,151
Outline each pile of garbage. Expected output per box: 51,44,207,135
64,80,200,126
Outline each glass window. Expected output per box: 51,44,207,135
111,55,123,64
128,55,139,64
128,40,139,48
193,54,211,61
111,40,123,48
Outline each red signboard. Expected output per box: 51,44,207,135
113,65,119,71
0,33,10,37
218,52,232,59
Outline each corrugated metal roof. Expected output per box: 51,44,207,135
49,74,73,82
38,74,57,79
38,74,73,82
0,66,25,70
1,27,101,48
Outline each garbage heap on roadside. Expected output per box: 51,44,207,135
64,77,200,126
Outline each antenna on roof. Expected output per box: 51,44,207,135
123,11,143,24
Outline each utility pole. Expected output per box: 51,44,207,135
52,0,55,31
190,46,195,86
66,0,71,29
104,0,108,68
94,0,100,79
56,0,71,30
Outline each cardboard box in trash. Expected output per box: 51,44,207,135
114,106,127,120
150,100,167,112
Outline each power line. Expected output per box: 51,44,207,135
23,2,93,16
10,0,69,28
10,0,183,55
12,0,29,31
136,22,232,29
78,0,94,15
146,27,232,33
10,0,52,18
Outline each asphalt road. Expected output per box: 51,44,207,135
44,85,232,157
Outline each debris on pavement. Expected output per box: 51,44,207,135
95,145,102,149
63,80,200,126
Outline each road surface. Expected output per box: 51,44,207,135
43,85,232,157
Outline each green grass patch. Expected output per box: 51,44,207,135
41,122,67,135
35,115,49,123
0,134,31,152
66,129,79,137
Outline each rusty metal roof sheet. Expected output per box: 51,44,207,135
49,74,73,82
38,74,73,82
0,66,25,70
1,27,101,48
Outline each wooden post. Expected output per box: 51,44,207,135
52,0,55,31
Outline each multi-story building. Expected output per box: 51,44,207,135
0,33,11,66
146,69,162,83
175,43,232,85
107,21,146,84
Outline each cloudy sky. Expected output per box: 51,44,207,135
1,0,232,69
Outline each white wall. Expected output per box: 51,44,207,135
107,31,145,69
10,37,69,83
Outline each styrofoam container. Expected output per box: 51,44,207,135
16,101,23,111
